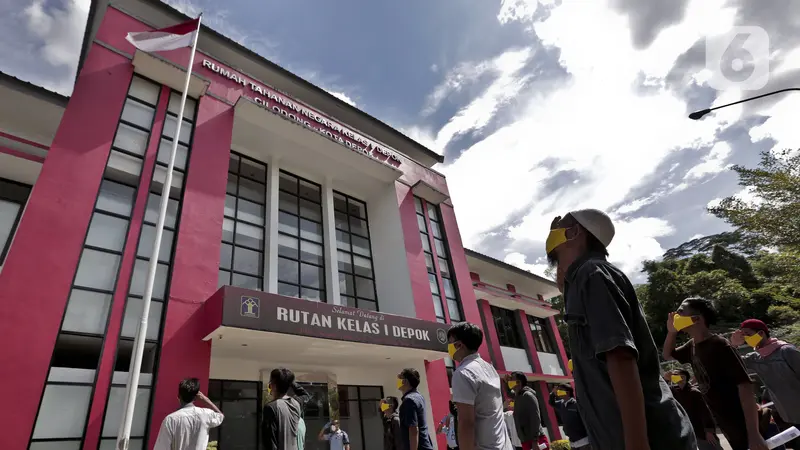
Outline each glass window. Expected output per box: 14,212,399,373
121,297,164,340
0,179,32,263
207,380,262,450
102,386,151,437
492,306,525,349
334,191,377,310
220,152,267,290
74,249,122,292
85,212,129,252
120,98,156,130
31,384,93,439
415,197,463,323
96,180,135,217
277,171,325,302
61,289,113,336
528,315,557,354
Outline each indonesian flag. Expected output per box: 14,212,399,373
126,18,200,52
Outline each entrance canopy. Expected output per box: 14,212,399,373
202,286,451,364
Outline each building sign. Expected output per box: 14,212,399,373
221,287,449,353
201,60,402,167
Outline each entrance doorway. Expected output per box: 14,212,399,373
208,380,384,450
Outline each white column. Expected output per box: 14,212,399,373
322,178,341,305
266,157,281,293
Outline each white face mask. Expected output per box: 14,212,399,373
330,425,338,432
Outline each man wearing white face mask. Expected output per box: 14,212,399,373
319,420,350,450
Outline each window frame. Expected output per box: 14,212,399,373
337,384,385,450
528,315,557,354
333,190,379,311
219,151,268,290
0,178,32,264
491,305,525,349
276,170,327,302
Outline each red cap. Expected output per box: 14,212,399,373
741,319,768,334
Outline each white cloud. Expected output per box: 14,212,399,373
503,252,549,278
683,141,732,181
437,0,745,279
327,91,357,107
497,0,539,25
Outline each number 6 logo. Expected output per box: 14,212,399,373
706,26,770,91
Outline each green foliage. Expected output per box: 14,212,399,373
708,149,800,249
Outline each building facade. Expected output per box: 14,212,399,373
0,1,569,449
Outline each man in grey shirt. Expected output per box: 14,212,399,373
262,368,303,450
448,321,512,450
502,372,542,450
547,209,696,450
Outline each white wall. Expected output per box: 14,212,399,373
500,346,533,373
367,181,416,318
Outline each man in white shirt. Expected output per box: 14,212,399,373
503,400,522,450
153,377,225,450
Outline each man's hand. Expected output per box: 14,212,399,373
749,435,769,450
666,312,677,334
731,330,745,347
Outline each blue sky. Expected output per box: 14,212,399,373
2,0,799,282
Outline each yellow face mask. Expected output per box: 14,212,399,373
744,333,763,348
556,390,568,397
507,381,517,389
673,314,696,331
380,403,390,412
396,378,404,390
509,401,515,408
670,375,683,384
546,228,569,254
448,343,458,359
568,359,573,372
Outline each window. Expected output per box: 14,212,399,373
334,191,378,311
528,316,556,354
444,357,455,387
100,90,197,449
219,152,268,290
30,75,161,450
0,178,31,264
277,171,326,302
337,385,384,450
491,306,524,348
208,380,262,450
415,197,463,323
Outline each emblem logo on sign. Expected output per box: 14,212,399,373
240,296,260,318
436,329,447,344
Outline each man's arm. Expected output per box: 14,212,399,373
582,272,649,450
451,371,477,450
291,381,311,408
524,391,542,435
196,392,225,428
607,347,650,450
318,422,331,441
152,417,172,450
343,431,351,450
738,383,768,450
392,416,403,450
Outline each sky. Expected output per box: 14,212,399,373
1,0,799,282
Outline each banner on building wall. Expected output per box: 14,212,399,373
221,286,450,353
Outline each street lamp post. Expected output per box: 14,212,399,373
688,88,800,120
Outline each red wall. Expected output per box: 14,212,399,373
0,43,133,448
148,95,233,448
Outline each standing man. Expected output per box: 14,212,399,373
666,369,718,450
437,401,460,450
397,368,435,450
447,321,512,450
318,420,350,450
153,378,225,450
262,367,303,450
546,210,696,450
732,319,800,447
548,385,590,450
663,297,768,450
382,396,404,450
502,372,542,450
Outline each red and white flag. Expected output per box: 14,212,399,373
126,18,200,52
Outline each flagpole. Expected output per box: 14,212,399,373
116,14,202,450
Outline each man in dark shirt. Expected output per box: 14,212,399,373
382,396,404,450
546,209,696,450
666,369,718,450
548,385,590,449
502,372,542,450
262,368,303,450
397,368,434,450
663,297,768,450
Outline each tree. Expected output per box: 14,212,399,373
708,149,800,249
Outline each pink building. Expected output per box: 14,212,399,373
0,0,570,448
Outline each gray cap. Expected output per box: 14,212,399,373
570,209,615,247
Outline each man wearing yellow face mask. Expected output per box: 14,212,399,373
448,322,512,450
547,385,590,449
665,369,718,450
547,210,696,450
397,368,434,450
732,319,800,446
382,397,403,450
663,298,768,450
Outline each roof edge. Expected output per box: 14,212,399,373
464,248,557,288
0,71,70,106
